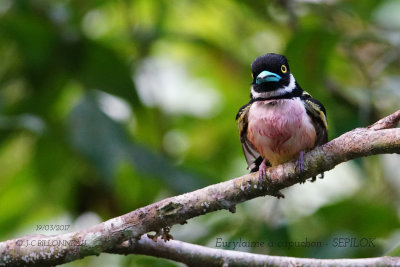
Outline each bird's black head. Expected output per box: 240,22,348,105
251,53,292,94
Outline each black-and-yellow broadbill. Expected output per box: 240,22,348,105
236,53,328,179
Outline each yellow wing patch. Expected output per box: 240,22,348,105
302,91,328,131
306,100,328,130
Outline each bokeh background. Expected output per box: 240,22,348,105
1,0,400,266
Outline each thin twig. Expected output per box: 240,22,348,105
110,235,400,267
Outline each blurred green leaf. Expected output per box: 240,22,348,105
78,40,142,107
68,91,206,192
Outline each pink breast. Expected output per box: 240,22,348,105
247,99,316,166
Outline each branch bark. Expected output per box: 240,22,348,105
110,235,400,267
0,110,399,266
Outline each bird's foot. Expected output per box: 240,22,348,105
296,151,308,183
295,150,305,173
258,159,269,183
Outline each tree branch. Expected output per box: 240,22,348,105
110,235,400,267
0,110,399,266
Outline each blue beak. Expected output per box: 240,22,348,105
256,70,282,85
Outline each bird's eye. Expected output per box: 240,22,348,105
281,65,287,73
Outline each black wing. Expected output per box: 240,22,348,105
301,91,328,146
236,102,264,172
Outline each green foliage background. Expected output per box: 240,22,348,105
0,0,399,266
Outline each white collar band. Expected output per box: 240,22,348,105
251,74,296,99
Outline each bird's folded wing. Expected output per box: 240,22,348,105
301,91,329,146
236,103,262,171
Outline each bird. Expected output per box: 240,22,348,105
236,53,328,181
